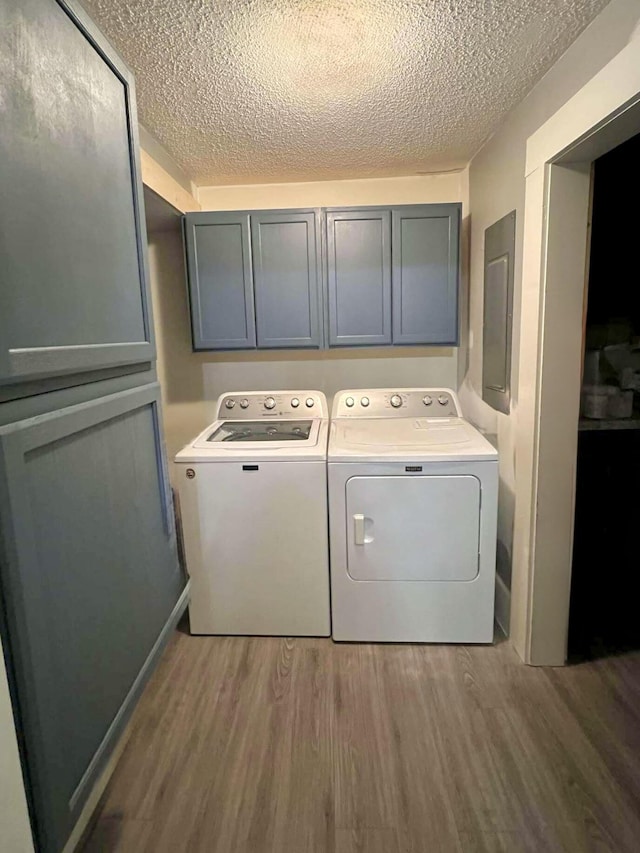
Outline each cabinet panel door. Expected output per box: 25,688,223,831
391,205,460,345
184,212,256,350
0,0,154,386
0,384,186,853
327,210,392,346
252,212,322,348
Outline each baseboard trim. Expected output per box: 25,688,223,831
495,574,510,637
65,581,190,834
62,721,132,853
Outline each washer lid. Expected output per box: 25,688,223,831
329,418,497,462
175,418,328,462
206,420,313,443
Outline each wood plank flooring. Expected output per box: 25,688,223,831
81,630,640,852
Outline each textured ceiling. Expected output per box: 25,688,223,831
80,0,610,186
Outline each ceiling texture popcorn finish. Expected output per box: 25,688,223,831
81,0,610,185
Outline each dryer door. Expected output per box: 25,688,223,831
346,475,481,581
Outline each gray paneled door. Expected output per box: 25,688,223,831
184,212,256,349
0,0,154,386
0,2,187,852
391,205,460,345
326,209,392,346
0,385,184,852
252,211,322,348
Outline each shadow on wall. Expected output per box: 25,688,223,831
147,230,207,459
458,376,514,637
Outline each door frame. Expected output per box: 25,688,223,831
511,38,640,664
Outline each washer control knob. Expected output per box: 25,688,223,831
345,396,355,408
390,394,403,408
264,397,276,410
239,398,249,409
225,398,236,409
438,395,449,406
305,397,315,408
290,397,300,408
423,395,433,406
361,396,370,407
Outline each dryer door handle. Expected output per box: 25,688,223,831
353,514,366,545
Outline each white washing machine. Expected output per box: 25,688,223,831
175,391,330,636
328,388,498,643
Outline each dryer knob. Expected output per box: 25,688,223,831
345,396,355,408
390,394,403,408
239,398,249,409
291,397,300,408
264,397,276,410
423,395,433,406
225,399,236,409
360,397,370,407
305,398,315,408
438,395,448,406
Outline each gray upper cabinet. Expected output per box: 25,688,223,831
183,203,460,351
184,212,256,349
326,209,392,346
251,211,322,348
392,205,460,345
0,0,154,387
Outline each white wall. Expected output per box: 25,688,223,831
149,172,468,469
0,639,34,853
197,172,464,210
463,0,640,636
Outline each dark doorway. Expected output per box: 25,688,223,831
569,132,640,660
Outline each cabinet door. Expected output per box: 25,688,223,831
251,211,322,348
0,384,186,853
0,0,154,387
391,205,460,345
326,210,392,346
184,212,256,349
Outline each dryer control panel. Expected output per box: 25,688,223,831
332,388,462,419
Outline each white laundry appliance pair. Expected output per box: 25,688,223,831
175,388,498,642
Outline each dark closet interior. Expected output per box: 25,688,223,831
569,131,640,660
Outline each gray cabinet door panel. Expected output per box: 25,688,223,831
0,0,154,385
327,210,392,346
252,212,321,348
0,383,185,852
392,205,460,345
184,213,256,349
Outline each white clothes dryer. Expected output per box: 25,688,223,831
328,388,498,643
175,391,330,636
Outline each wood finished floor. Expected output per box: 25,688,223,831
82,630,640,852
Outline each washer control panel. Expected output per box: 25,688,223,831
217,391,328,419
332,389,461,418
